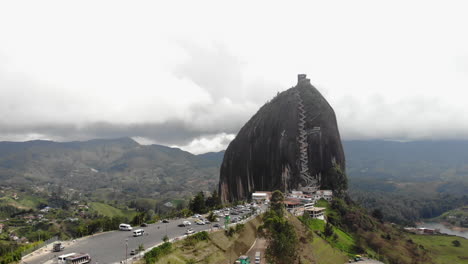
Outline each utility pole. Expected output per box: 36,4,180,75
125,238,128,264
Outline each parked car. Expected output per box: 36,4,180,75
196,220,205,225
185,228,195,235
140,223,148,227
130,249,137,255
213,223,221,228
162,219,169,223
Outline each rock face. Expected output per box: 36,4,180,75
219,75,346,202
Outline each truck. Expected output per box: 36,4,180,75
53,242,65,252
235,255,250,264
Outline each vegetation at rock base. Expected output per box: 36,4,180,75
321,164,347,196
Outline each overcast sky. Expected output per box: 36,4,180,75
1,1,468,154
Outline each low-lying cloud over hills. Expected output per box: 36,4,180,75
1,1,468,153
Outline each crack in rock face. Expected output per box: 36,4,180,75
219,75,346,202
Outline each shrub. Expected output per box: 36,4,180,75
225,227,236,237
144,242,172,264
192,231,209,241
235,223,245,232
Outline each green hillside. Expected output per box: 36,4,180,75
432,205,468,227
410,234,468,264
89,202,137,218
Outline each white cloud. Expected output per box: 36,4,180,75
173,133,235,155
0,0,468,152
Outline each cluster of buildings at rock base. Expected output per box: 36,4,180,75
252,189,333,220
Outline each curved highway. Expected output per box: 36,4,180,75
24,207,263,264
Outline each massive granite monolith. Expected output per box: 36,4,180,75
219,74,346,202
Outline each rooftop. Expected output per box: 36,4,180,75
305,207,326,212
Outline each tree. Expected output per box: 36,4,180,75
138,244,145,252
146,209,155,222
452,240,461,247
324,222,334,237
270,190,285,216
261,193,298,264
372,209,384,222
265,218,298,263
131,212,147,226
322,164,347,193
207,211,217,222
189,192,207,214
205,190,221,209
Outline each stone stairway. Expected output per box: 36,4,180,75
295,90,318,190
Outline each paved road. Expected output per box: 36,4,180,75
246,238,266,264
24,208,261,264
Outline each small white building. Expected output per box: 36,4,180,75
315,190,333,201
252,192,268,202
304,207,326,220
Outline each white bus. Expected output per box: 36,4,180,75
119,223,133,231
58,253,76,264
65,253,91,264
133,229,144,237
58,253,91,264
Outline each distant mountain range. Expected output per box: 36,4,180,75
0,137,224,201
1,138,467,214
344,140,468,194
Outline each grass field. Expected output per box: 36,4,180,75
310,235,349,264
303,218,356,255
410,234,468,264
89,202,137,218
288,214,348,264
0,194,45,209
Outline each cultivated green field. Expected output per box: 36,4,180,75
0,194,45,209
410,234,468,264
